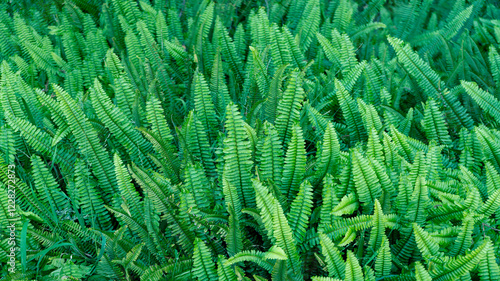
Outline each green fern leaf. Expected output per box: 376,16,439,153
407,176,430,225
280,125,307,205
223,103,254,209
54,84,117,204
449,214,475,256
422,99,452,146
257,123,284,189
375,236,392,278
478,245,500,281
332,193,358,216
352,150,382,211
193,72,218,143
319,233,345,279
415,261,432,281
345,250,364,281
184,163,211,210
369,199,386,252
461,81,500,124
31,155,68,224
431,239,489,281
314,122,341,183
388,36,443,99
217,255,238,281
192,238,218,281
92,80,153,168
275,71,305,146
413,223,440,261
74,159,111,230
287,180,313,243
335,79,367,144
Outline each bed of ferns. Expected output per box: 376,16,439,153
2,0,500,280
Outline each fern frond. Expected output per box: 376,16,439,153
415,261,432,281
375,236,392,278
489,46,500,90
272,193,303,280
264,64,288,123
422,99,452,146
345,250,364,281
223,103,254,209
253,178,276,241
369,199,386,252
431,239,489,281
268,24,291,68
461,81,500,124
332,193,358,216
335,79,366,144
319,233,345,279
275,71,305,146
92,80,153,168
320,175,340,230
214,18,244,84
280,125,307,205
296,0,320,51
114,153,142,217
311,277,342,281
74,159,111,230
406,176,430,225
478,245,500,281
192,238,218,281
475,126,500,172
257,123,284,188
210,49,231,115
193,72,218,143
183,163,210,210
224,246,287,272
6,116,75,172
352,150,382,211
333,0,353,33
413,223,440,261
388,36,442,99
31,155,68,224
217,255,238,281
449,213,475,256
314,122,340,183
287,180,313,243
54,84,117,204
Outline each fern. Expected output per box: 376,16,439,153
287,180,313,243
422,99,452,146
335,79,367,144
192,238,218,281
319,233,345,279
351,150,382,211
223,103,254,209
345,250,364,281
375,236,391,278
431,239,490,281
193,72,218,143
314,122,340,183
92,80,153,169
5,1,500,280
275,70,305,146
280,124,307,207
388,36,443,99
271,193,303,280
54,84,117,204
461,81,500,124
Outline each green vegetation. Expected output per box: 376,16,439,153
1,0,500,280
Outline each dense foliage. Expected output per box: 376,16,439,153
2,0,500,280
